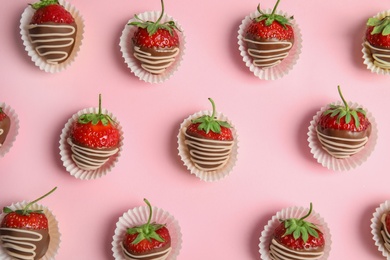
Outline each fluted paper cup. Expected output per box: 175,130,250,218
371,200,390,259
0,201,61,260
112,205,182,260
259,205,332,260
120,11,186,83
238,8,302,80
0,102,19,158
362,10,390,75
307,101,377,171
59,107,124,180
20,0,84,73
177,110,239,182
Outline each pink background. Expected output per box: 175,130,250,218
1,0,390,259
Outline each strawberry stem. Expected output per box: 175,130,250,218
155,0,165,25
98,94,102,115
144,198,153,226
337,85,349,111
22,187,57,215
299,202,313,221
271,0,281,15
209,98,216,119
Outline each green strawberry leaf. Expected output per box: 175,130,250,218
369,16,390,36
78,94,115,126
31,0,58,9
128,0,180,36
254,0,293,27
126,199,167,245
367,17,381,26
191,98,231,134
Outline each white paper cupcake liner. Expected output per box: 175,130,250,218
307,101,377,171
20,0,84,73
259,205,332,260
120,11,186,83
112,205,182,260
59,107,124,180
0,102,19,158
238,8,302,80
0,201,61,260
177,110,239,182
362,10,390,75
371,200,390,259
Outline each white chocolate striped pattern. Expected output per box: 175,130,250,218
365,41,390,69
316,128,369,159
122,244,171,260
133,46,180,74
244,38,292,68
381,214,390,253
28,24,76,65
184,129,234,171
67,138,119,171
270,238,324,260
0,228,43,260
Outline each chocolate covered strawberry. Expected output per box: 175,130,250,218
244,0,294,69
0,107,10,146
28,0,77,64
184,98,234,171
381,212,390,252
316,86,371,159
122,199,171,260
129,0,181,75
0,187,57,260
68,94,120,171
365,16,390,69
270,203,325,260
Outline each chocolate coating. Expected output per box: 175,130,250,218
122,240,171,260
28,22,77,64
317,125,371,145
0,116,10,145
244,35,294,68
0,228,50,260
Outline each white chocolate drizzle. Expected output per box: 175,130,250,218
270,238,324,260
67,137,119,171
0,228,43,260
121,243,172,260
28,24,76,65
316,128,368,159
244,38,292,68
183,128,234,171
381,214,390,252
365,41,390,69
133,46,180,74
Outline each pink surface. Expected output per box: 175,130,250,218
1,0,390,259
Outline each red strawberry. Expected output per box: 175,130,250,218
270,203,325,257
28,0,77,65
186,98,233,141
0,107,11,145
122,199,171,259
365,16,390,69
244,0,294,68
184,98,235,171
70,95,119,149
0,187,57,260
30,0,75,24
128,0,181,74
316,86,371,158
68,94,120,171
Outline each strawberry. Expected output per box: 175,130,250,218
0,107,11,146
365,16,390,69
0,187,57,260
122,199,171,259
316,86,371,158
270,203,325,258
28,0,77,65
186,98,233,141
30,0,75,24
128,0,181,74
244,0,294,68
70,94,119,149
